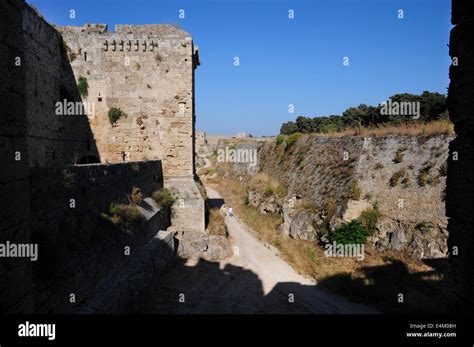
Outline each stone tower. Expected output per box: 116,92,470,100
57,23,205,233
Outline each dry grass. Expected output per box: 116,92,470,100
101,203,144,228
207,208,228,237
205,173,448,313
248,172,287,198
304,120,454,138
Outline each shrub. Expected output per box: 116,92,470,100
264,187,274,197
274,185,287,198
389,169,409,187
108,107,125,125
275,134,285,145
348,180,362,200
118,204,143,225
401,175,411,186
417,166,432,187
374,163,384,170
330,220,368,245
243,194,249,205
129,186,143,205
285,132,302,149
77,76,88,97
151,188,175,207
393,148,405,163
438,161,448,177
103,203,144,227
306,246,317,262
358,207,380,236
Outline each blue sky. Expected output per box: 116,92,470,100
30,0,452,136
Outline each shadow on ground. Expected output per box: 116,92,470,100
134,254,452,314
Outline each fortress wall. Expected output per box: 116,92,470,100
1,0,104,313
29,160,171,313
58,24,199,178
22,5,98,167
446,0,474,312
258,134,451,259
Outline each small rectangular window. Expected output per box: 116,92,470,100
84,51,87,61
98,97,102,102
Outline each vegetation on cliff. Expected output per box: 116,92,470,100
151,188,175,207
280,91,450,135
108,107,126,125
77,76,88,97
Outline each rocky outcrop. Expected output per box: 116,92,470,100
370,220,448,259
281,208,320,241
251,133,452,259
247,188,280,214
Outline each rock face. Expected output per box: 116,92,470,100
343,200,372,222
285,210,319,241
254,134,452,259
370,220,448,259
247,188,279,214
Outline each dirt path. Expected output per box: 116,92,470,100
141,187,378,314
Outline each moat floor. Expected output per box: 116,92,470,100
140,187,377,314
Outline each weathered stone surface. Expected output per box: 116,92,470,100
175,230,232,261
257,134,452,257
247,188,279,214
75,230,175,313
57,23,200,178
165,177,205,233
343,200,372,222
29,160,171,313
0,0,204,314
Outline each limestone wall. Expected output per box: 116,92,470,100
29,160,171,313
57,24,200,178
1,0,96,313
257,134,452,259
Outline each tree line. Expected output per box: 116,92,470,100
280,91,448,135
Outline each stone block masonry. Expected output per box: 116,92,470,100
57,23,206,234
29,160,172,313
1,0,203,313
57,23,200,178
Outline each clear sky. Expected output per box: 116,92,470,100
29,0,452,136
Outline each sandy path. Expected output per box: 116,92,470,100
141,187,378,314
